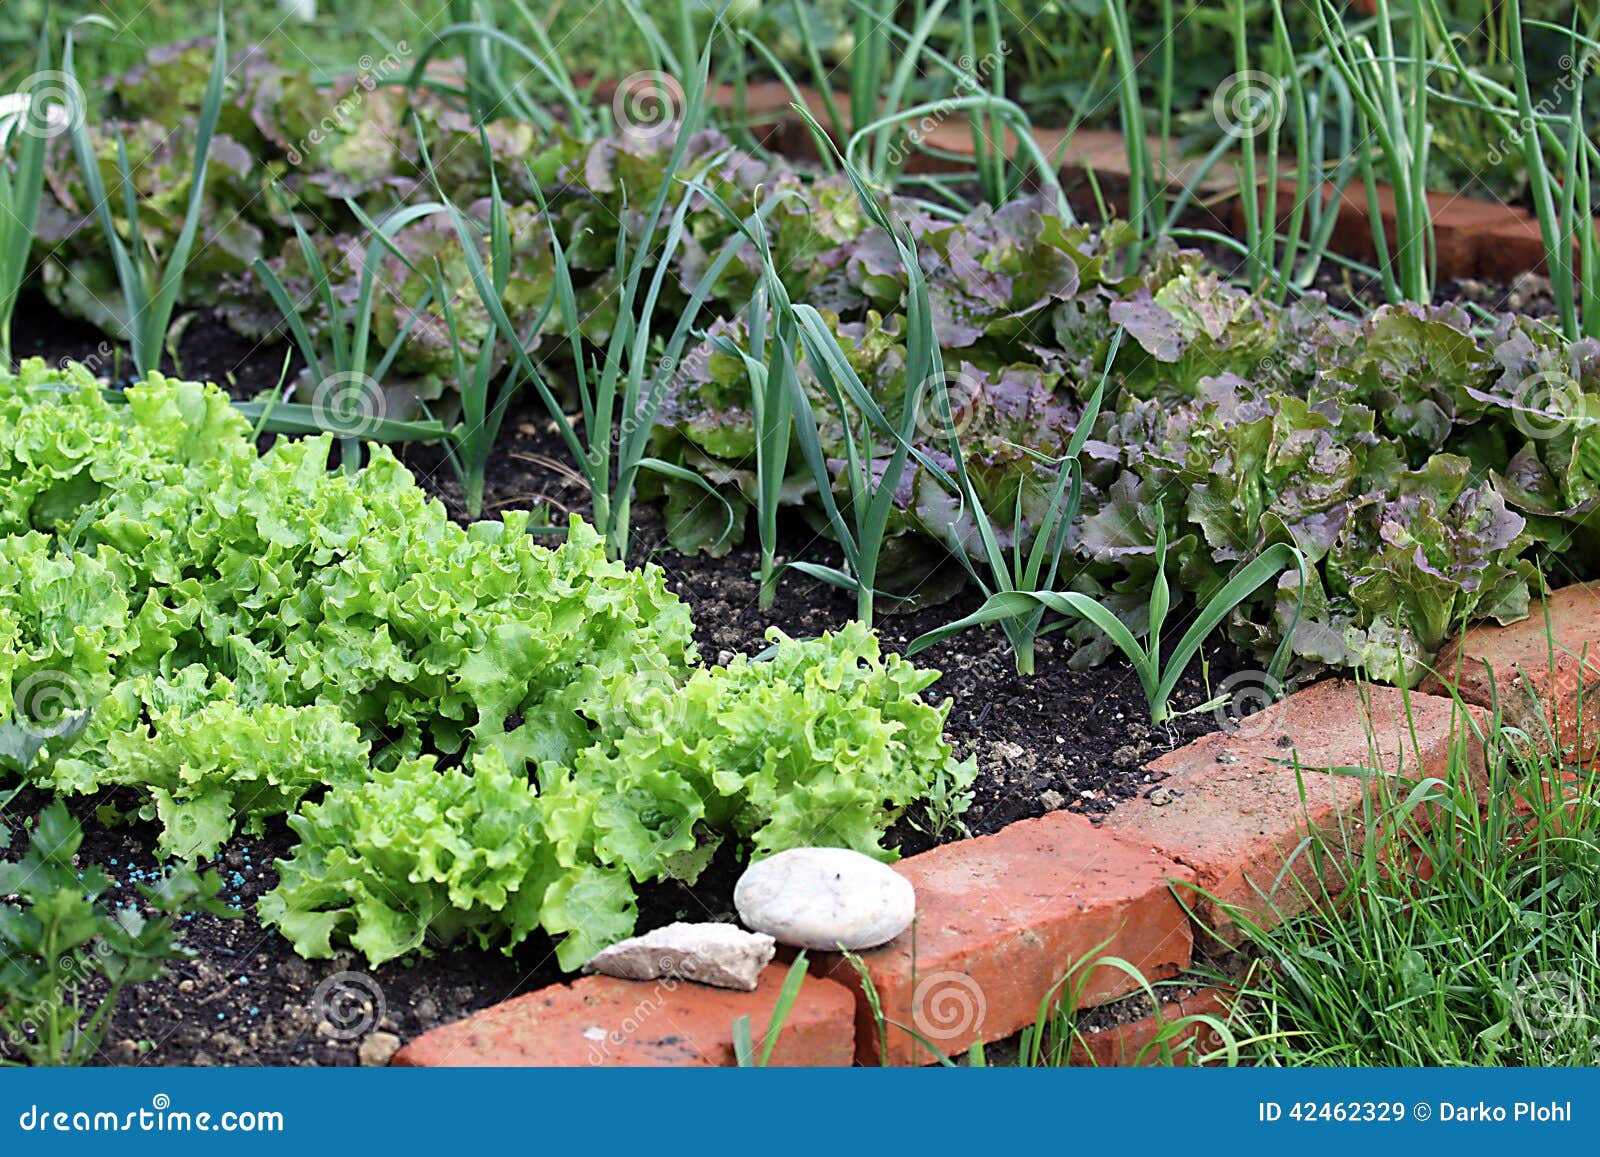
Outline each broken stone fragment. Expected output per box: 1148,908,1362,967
584,922,776,991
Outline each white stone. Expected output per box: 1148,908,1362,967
583,922,776,991
734,847,915,951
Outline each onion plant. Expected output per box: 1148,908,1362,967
250,197,450,471
772,135,944,624
424,158,544,518
749,0,1074,218
0,20,53,369
764,0,895,148
847,0,953,184
702,222,801,610
1098,0,1356,296
610,0,693,79
1194,0,1358,301
687,162,941,609
441,40,754,559
845,96,1073,221
1102,0,1256,264
1229,0,1281,293
60,10,228,379
730,3,847,171
1309,0,1435,304
405,0,595,136
956,0,1009,206
809,111,1309,695
912,505,1306,724
768,121,1309,672
1423,0,1599,340
1102,0,1161,248
907,332,1122,678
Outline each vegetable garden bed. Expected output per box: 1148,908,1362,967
0,357,1250,1066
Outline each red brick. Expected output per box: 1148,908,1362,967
1323,184,1519,280
1423,582,1600,763
1425,191,1525,278
1069,986,1235,1067
724,81,803,118
1475,214,1551,279
815,810,1194,1066
1224,179,1533,279
1103,679,1485,947
391,965,855,1067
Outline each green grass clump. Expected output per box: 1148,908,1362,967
1229,700,1600,1066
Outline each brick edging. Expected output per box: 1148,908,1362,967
391,966,857,1067
392,584,1598,1067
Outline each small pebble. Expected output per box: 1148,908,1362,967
358,1032,402,1067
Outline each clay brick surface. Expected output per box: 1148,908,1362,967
1324,184,1519,279
391,965,855,1067
1422,191,1524,277
1227,177,1543,281
1104,679,1485,946
1475,214,1554,279
816,810,1194,1066
1069,986,1234,1067
1423,582,1600,762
